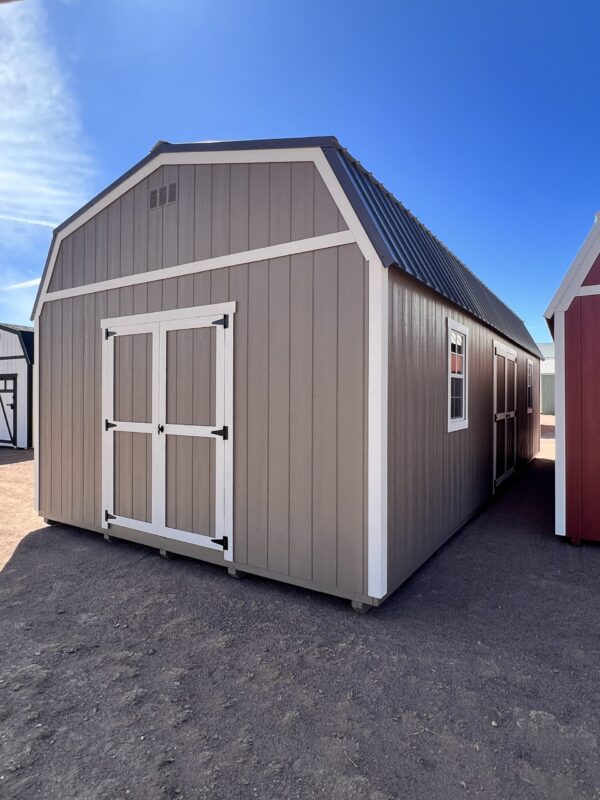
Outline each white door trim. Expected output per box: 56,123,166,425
554,310,566,535
492,340,517,487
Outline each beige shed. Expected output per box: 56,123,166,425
32,137,541,610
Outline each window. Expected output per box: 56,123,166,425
149,182,177,210
527,359,533,413
448,318,468,432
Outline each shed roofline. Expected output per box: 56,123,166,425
545,214,600,320
0,323,33,364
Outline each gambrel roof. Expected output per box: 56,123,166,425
0,322,33,363
32,136,540,357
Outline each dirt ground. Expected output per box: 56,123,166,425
1,444,599,799
0,448,44,569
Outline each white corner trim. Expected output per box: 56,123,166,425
545,217,600,318
554,311,566,535
576,284,600,297
38,231,354,311
447,318,469,434
366,258,388,599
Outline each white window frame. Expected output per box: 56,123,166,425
447,318,469,433
526,358,534,414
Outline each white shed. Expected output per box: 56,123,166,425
0,323,33,448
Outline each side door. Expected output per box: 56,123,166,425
493,342,517,487
0,374,17,446
101,306,234,561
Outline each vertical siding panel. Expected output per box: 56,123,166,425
147,280,163,312
108,199,121,279
40,307,52,512
95,209,108,283
163,165,179,268
50,302,62,516
194,165,212,261
120,189,135,277
177,165,195,265
269,163,291,245
312,248,338,587
95,292,107,526
291,163,315,241
106,290,120,514
249,164,269,250
162,277,178,311
83,293,96,525
61,298,73,520
62,236,74,290
314,170,340,236
289,252,313,580
133,178,149,274
192,271,213,537
175,330,193,532
71,296,85,522
148,167,164,270
117,288,134,519
229,164,249,254
337,245,364,593
165,329,177,529
49,244,63,292
247,260,269,568
177,275,194,310
267,256,290,574
84,220,96,286
229,264,248,564
211,164,230,258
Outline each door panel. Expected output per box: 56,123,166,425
495,418,506,479
494,345,517,486
114,333,152,423
506,359,516,413
496,355,506,414
114,431,152,522
166,327,216,426
165,434,215,536
506,417,516,472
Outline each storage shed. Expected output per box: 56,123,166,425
0,323,33,448
538,343,555,414
545,214,600,544
32,137,541,609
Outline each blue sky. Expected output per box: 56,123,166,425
0,0,598,341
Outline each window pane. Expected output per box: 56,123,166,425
451,353,463,375
451,377,464,419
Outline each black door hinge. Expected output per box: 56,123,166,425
158,424,164,434
211,426,228,440
210,536,229,550
105,510,116,522
212,314,229,329
105,329,116,340
105,419,117,431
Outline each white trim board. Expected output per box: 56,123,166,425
554,311,566,535
40,231,354,308
545,215,600,318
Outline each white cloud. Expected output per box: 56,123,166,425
3,277,41,290
0,0,95,323
0,0,94,226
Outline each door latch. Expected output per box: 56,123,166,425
211,426,228,440
210,536,229,550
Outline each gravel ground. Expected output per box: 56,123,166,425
0,449,44,569
1,455,599,800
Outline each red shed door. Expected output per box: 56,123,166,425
494,342,517,487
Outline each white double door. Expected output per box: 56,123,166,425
101,304,234,560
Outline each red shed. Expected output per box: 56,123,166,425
545,214,600,544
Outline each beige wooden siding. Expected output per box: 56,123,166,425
387,269,540,594
38,243,369,597
48,163,347,292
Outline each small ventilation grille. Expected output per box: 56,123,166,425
149,182,177,210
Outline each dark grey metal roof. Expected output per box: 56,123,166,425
32,136,541,358
323,146,542,359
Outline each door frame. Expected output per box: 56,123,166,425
493,340,517,489
0,373,17,447
101,302,235,560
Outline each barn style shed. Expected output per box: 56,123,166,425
0,323,33,449
545,214,600,545
32,137,541,609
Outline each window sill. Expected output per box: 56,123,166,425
448,418,468,433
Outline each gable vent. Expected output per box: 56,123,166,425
149,182,178,210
